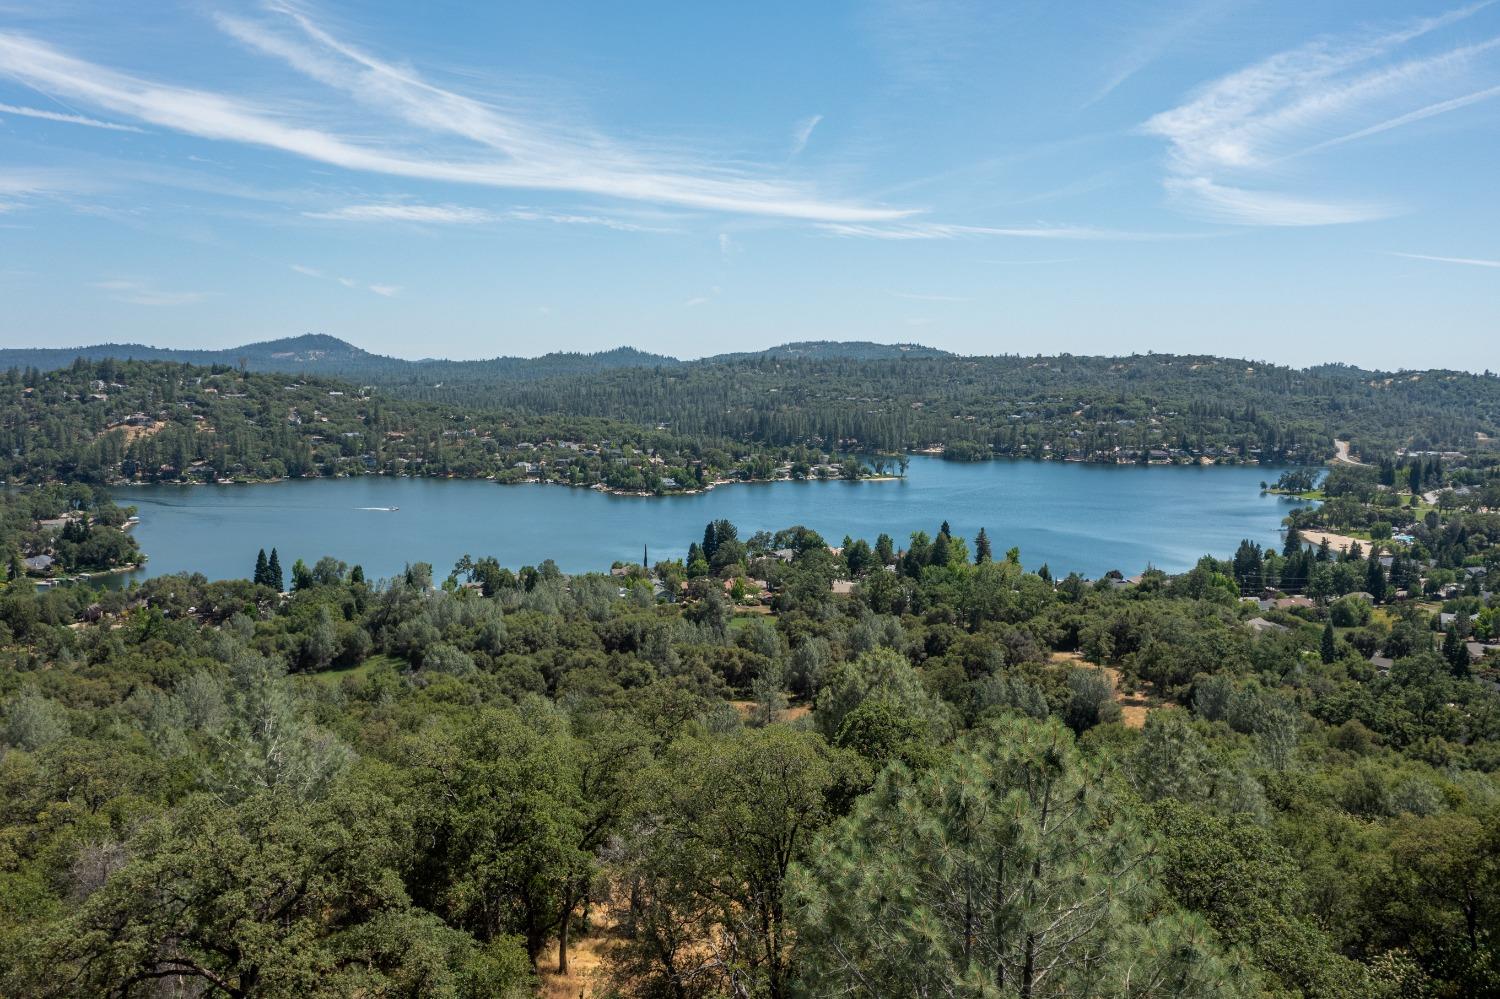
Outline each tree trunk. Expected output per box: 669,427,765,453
558,905,571,975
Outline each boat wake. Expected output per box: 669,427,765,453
357,506,400,512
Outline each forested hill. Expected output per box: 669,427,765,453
467,352,1500,463
0,335,681,384
0,335,942,376
4,338,1499,462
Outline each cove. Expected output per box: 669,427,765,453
109,458,1309,584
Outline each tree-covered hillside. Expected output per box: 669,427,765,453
468,353,1500,463
0,359,868,490
7,340,1497,466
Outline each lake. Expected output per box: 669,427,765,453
110,459,1307,583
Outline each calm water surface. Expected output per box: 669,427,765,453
110,458,1307,583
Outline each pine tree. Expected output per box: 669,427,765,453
794,716,1245,997
1282,525,1303,558
1365,550,1386,603
267,548,284,592
1321,622,1337,664
1442,627,1465,673
254,548,269,587
929,528,951,566
974,527,992,563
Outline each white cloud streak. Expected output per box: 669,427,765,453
307,203,497,224
1087,0,1238,107
789,114,823,156
289,262,399,296
1301,82,1500,153
305,202,671,231
94,279,209,306
818,221,1183,240
1391,251,1500,268
0,100,143,131
1143,4,1500,225
1165,177,1391,226
0,12,909,222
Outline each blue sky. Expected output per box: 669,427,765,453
1,1,1498,369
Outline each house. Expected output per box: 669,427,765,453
23,554,54,572
1246,617,1290,636
831,579,857,596
770,548,796,562
1272,595,1315,611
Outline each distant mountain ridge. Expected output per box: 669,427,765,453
0,334,947,380
0,334,684,381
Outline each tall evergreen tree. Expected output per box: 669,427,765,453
1321,622,1337,664
253,548,269,587
1365,550,1386,603
267,548,284,592
794,716,1247,998
974,527,992,564
1443,626,1471,676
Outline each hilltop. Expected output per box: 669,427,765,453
0,335,949,381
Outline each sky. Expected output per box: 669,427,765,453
1,1,1498,370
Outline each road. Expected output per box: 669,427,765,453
1332,439,1367,466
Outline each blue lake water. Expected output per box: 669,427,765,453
110,458,1307,583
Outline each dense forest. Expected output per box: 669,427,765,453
4,338,1498,471
0,489,1496,996
0,360,873,492
468,354,1500,463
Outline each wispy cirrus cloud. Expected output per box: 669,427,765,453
1164,177,1390,226
0,100,143,131
818,221,1184,240
1142,4,1500,225
94,279,209,306
306,203,498,224
289,262,400,296
1391,251,1500,269
305,202,673,231
1086,0,1239,107
789,114,823,157
0,7,909,223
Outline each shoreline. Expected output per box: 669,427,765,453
50,452,1306,499
1297,529,1365,554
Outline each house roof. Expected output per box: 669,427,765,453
1246,617,1290,635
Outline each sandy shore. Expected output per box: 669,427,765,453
1298,530,1364,553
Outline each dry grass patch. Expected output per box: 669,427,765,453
538,922,618,999
1049,651,1162,729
